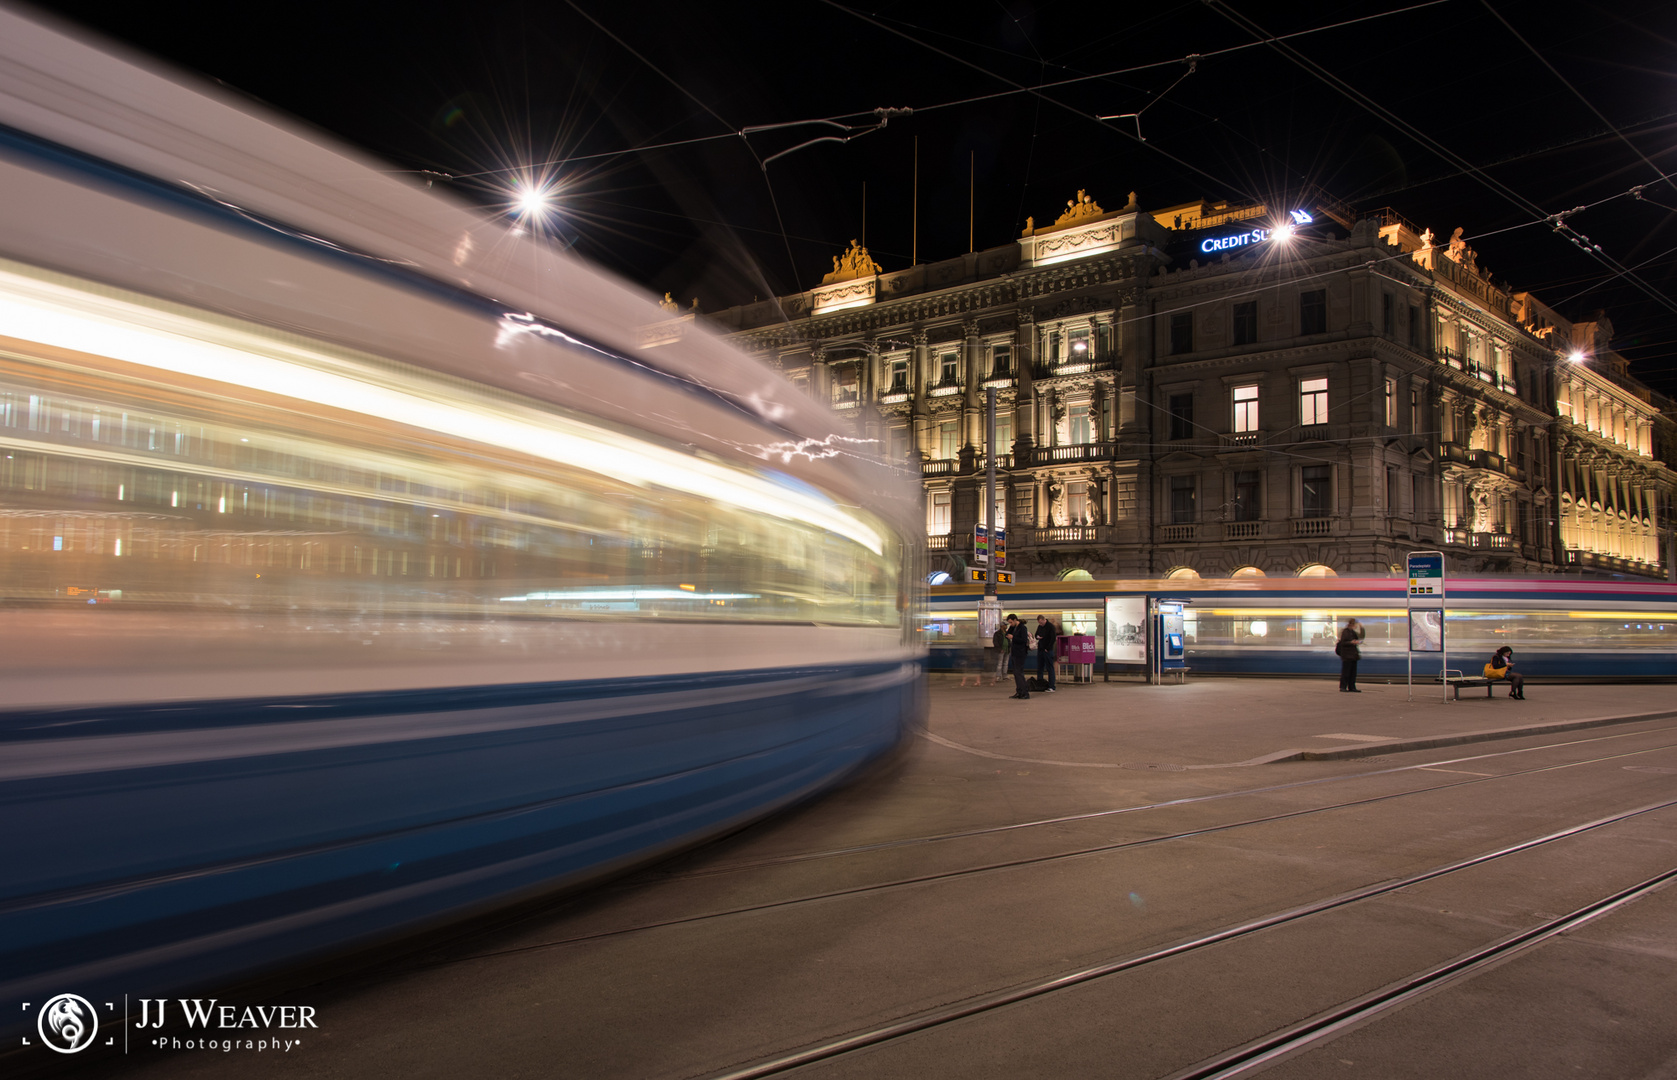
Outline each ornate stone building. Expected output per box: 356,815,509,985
706,191,1676,581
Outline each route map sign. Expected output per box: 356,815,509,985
973,525,1006,567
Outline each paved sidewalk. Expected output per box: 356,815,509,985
924,673,1677,770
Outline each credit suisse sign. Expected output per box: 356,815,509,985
1199,228,1270,254
1197,210,1313,254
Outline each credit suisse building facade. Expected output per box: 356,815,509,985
707,191,1676,582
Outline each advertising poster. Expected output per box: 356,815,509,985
1104,596,1146,663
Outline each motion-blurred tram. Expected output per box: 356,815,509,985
928,576,1677,679
0,9,923,1026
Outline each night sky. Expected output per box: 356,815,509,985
25,0,1677,394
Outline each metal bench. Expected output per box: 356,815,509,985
1436,669,1501,700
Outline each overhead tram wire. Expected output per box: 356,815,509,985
559,0,803,287
1205,1,1677,325
1478,0,1677,201
397,2,1455,188
819,0,1266,206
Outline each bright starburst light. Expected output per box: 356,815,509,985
513,181,554,225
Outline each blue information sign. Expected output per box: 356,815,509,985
1407,553,1444,597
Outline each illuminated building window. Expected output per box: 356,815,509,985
832,366,859,405
1299,377,1329,426
888,358,908,390
1069,401,1092,444
928,489,951,535
1385,377,1398,426
938,352,959,384
990,345,1011,376
937,420,959,460
1068,481,1088,523
1232,384,1259,433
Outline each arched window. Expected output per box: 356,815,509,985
1230,566,1266,578
1296,563,1337,577
1165,566,1200,580
1058,568,1094,581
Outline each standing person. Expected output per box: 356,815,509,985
1006,614,1032,699
1336,618,1365,692
1486,645,1525,699
991,624,1010,685
1034,615,1059,692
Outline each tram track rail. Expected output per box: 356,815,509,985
1161,868,1677,1079
656,720,1677,882
697,797,1677,1080
415,732,1677,967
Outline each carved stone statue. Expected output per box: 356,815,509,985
1446,227,1467,264
820,239,882,285
1021,215,1035,237
1046,478,1065,527
1053,190,1106,228
1419,227,1434,250
1085,483,1104,525
658,292,679,314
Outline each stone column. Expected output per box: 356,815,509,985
910,331,930,461
861,339,881,453
1117,286,1144,437
1014,313,1035,455
810,348,829,405
961,320,981,465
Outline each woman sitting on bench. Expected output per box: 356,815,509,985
1486,646,1525,699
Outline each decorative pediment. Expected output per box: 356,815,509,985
1018,190,1143,268
811,277,876,314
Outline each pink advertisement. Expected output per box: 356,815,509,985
1057,635,1097,664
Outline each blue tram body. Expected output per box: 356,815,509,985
0,9,925,1028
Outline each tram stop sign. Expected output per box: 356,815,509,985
1407,553,1444,598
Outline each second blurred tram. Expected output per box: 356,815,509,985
927,577,1677,679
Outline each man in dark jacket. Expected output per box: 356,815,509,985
1006,614,1032,698
1336,618,1364,692
1035,615,1058,692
